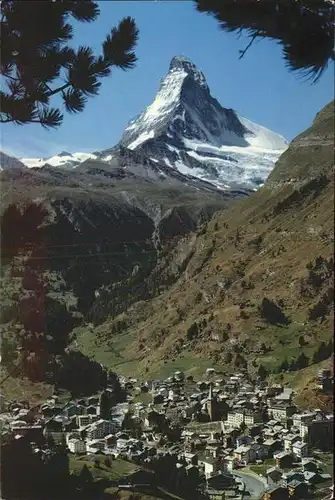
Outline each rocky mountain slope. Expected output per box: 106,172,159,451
117,56,288,190
75,100,334,388
0,65,332,402
1,144,248,397
0,151,28,171
1,146,246,329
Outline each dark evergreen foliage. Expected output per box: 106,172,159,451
279,358,289,372
259,297,290,325
308,286,334,321
99,389,111,420
1,202,48,259
312,340,334,363
186,321,199,340
1,1,138,127
194,0,334,82
257,364,268,381
294,352,309,370
1,433,70,499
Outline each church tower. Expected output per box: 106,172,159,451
206,383,218,421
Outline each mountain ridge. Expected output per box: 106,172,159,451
14,55,288,192
118,55,288,190
71,99,334,393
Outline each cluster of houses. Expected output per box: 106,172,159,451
0,367,333,499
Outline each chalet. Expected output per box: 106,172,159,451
303,470,321,484
265,467,283,488
292,440,308,458
287,480,309,499
124,469,154,485
283,433,300,451
249,424,263,437
282,471,305,486
205,444,221,458
12,424,44,443
86,405,97,415
273,451,294,469
301,459,318,473
234,445,256,465
236,435,253,447
200,458,222,478
252,443,268,460
262,439,281,457
41,405,59,418
207,472,235,491
262,486,289,500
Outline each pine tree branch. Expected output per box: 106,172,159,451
0,117,58,125
238,34,258,59
45,82,71,97
0,118,17,123
4,74,20,82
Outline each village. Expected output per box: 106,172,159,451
0,366,333,500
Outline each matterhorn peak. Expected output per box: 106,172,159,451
168,55,208,90
118,56,288,190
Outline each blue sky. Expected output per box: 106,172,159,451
2,1,334,158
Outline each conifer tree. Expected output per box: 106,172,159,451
1,1,138,128
194,0,334,82
257,364,268,381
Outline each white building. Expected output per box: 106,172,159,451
234,445,256,465
227,411,244,428
68,438,86,454
116,438,130,450
244,412,262,426
292,441,309,458
66,432,81,445
77,414,99,429
86,419,117,440
199,460,222,478
226,410,261,428
86,439,105,453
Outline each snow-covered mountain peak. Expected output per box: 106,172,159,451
57,151,72,158
118,56,289,190
10,56,289,192
20,151,98,169
169,55,209,91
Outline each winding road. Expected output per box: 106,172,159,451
233,470,267,500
